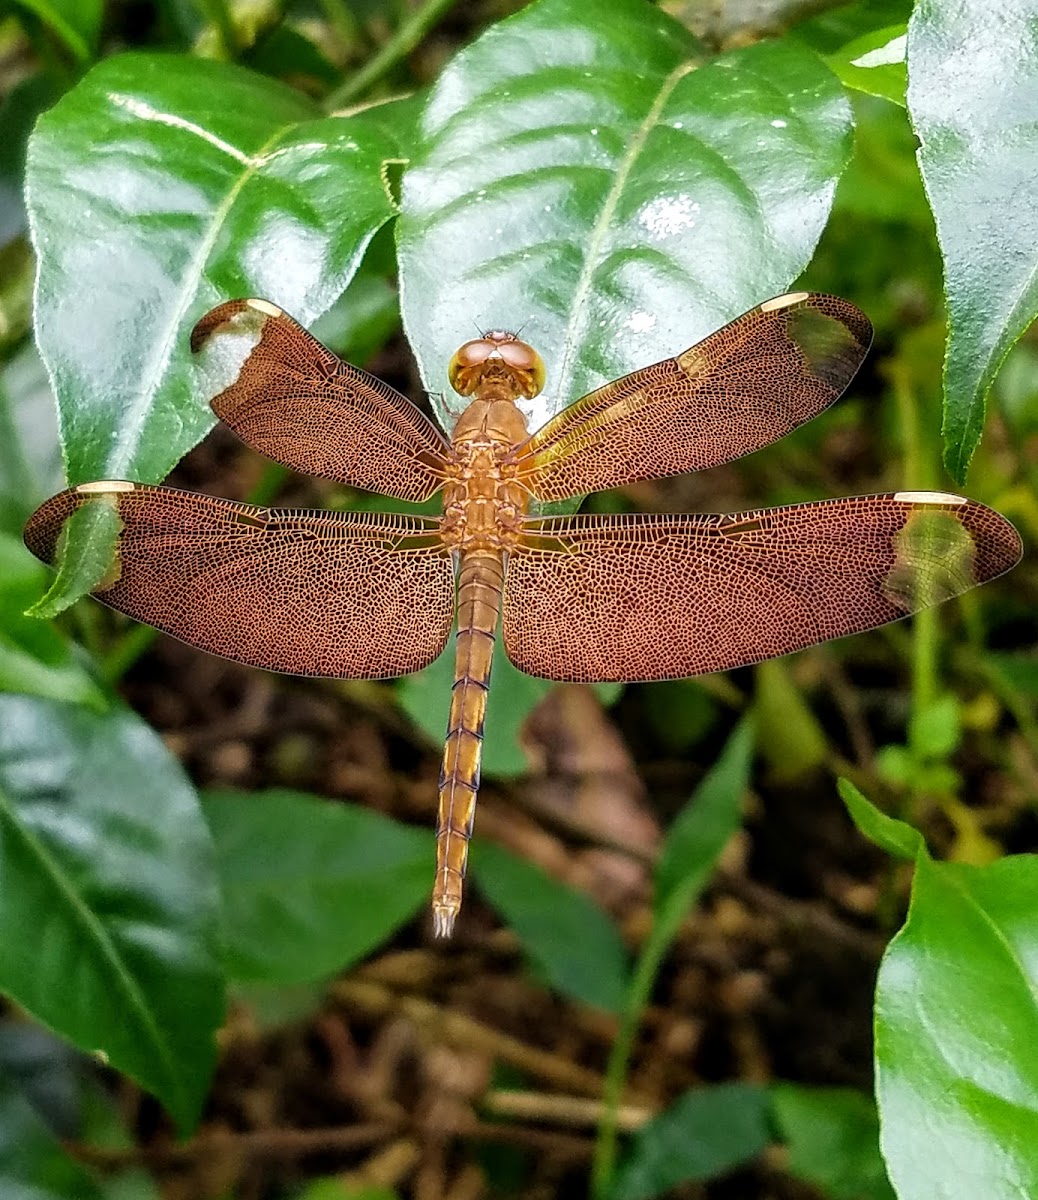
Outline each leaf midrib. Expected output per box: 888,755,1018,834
555,58,697,403
0,783,184,1111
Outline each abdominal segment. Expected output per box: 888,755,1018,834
433,550,505,936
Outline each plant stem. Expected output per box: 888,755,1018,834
591,932,667,1199
891,358,940,812
323,0,459,109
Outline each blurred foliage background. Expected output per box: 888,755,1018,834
0,1,1036,1199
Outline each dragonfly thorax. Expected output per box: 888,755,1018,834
440,438,528,551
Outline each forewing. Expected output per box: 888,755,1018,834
192,299,451,501
504,494,1020,681
25,483,455,678
512,293,873,503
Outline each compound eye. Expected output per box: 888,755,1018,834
498,339,546,397
448,340,495,392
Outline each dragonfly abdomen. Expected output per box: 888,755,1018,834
433,549,505,937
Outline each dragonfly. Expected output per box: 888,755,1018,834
24,292,1021,936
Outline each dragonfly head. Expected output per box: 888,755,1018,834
448,331,546,400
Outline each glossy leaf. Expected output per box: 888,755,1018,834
875,852,1038,1199
26,53,408,492
398,0,853,441
0,696,224,1132
907,0,1038,480
609,1084,770,1200
772,1084,894,1200
838,778,922,862
826,26,907,107
203,790,430,983
0,531,106,709
470,840,629,1013
791,0,911,55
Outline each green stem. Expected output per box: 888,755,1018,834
592,933,667,1199
323,0,459,109
891,360,940,814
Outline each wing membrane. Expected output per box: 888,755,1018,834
192,299,450,501
503,495,1020,681
512,293,872,502
25,484,455,678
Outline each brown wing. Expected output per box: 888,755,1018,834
510,293,872,503
191,299,451,502
24,483,454,678
503,494,1020,681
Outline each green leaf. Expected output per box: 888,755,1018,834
772,1084,894,1200
0,531,106,708
654,718,753,935
24,499,121,620
11,0,102,64
875,853,1038,1198
826,26,907,107
471,840,628,1013
0,1074,103,1200
792,0,912,55
397,637,550,777
203,790,430,983
0,696,224,1132
753,658,827,781
398,0,852,443
986,651,1038,698
837,778,923,862
906,0,1038,481
594,719,754,1197
26,51,407,488
609,1084,770,1200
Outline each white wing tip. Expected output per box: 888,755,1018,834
246,298,283,317
760,291,810,312
75,480,137,494
893,490,968,506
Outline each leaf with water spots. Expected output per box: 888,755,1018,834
26,53,409,491
397,0,853,466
